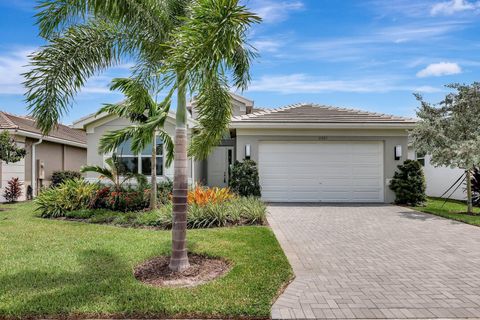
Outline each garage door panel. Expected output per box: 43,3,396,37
259,142,384,202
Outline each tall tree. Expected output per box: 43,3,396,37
96,77,174,210
412,83,480,214
24,0,260,271
160,0,260,271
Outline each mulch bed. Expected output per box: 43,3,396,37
133,254,231,288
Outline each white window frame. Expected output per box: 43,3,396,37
114,136,165,178
415,151,426,166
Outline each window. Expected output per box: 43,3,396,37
115,137,163,176
416,151,426,166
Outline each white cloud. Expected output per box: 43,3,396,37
416,62,462,77
431,0,479,15
249,73,439,94
251,1,304,24
0,48,33,94
251,39,283,52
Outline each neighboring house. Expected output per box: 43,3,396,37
0,112,87,202
74,94,416,203
408,148,466,200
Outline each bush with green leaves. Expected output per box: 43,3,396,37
3,177,23,202
389,160,426,206
157,178,173,204
229,160,261,197
63,197,267,229
35,179,98,217
51,170,82,188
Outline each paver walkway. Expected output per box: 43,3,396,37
268,204,480,319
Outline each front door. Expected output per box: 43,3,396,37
207,147,234,187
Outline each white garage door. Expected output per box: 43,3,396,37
259,141,384,202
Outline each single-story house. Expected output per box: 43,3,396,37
73,94,416,203
0,111,87,202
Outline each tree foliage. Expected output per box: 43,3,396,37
389,160,426,206
411,83,480,170
0,131,26,163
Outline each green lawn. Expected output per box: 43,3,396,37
0,202,292,319
413,197,480,226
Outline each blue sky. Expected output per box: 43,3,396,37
0,0,479,123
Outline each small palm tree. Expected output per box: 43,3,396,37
80,154,146,191
96,77,174,210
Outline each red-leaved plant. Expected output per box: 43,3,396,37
3,177,23,202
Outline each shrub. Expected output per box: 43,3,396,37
154,197,266,229
229,160,261,197
53,196,267,229
35,179,98,217
157,178,173,204
389,160,426,206
3,177,23,202
51,170,82,188
187,185,235,206
89,185,149,212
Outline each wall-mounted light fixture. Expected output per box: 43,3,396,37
394,145,402,160
245,144,251,160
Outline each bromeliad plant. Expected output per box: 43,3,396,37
187,185,236,206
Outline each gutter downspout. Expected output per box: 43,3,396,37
31,138,43,197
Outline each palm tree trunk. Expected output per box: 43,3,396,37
467,169,473,214
150,132,157,210
169,72,190,272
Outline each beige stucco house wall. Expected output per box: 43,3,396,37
74,94,415,204
235,129,409,204
76,113,200,183
0,111,87,202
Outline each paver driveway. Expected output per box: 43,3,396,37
268,204,480,319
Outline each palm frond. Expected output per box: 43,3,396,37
24,19,137,134
164,0,260,158
98,125,142,154
36,0,177,41
109,77,157,116
156,129,175,167
80,165,114,181
188,74,231,159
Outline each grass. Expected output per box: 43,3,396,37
412,197,480,226
0,201,293,319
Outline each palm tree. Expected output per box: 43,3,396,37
81,154,146,191
96,77,174,210
24,0,260,272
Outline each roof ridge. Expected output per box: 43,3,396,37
307,103,415,121
232,103,303,120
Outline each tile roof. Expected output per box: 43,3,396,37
233,103,417,124
0,112,86,145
